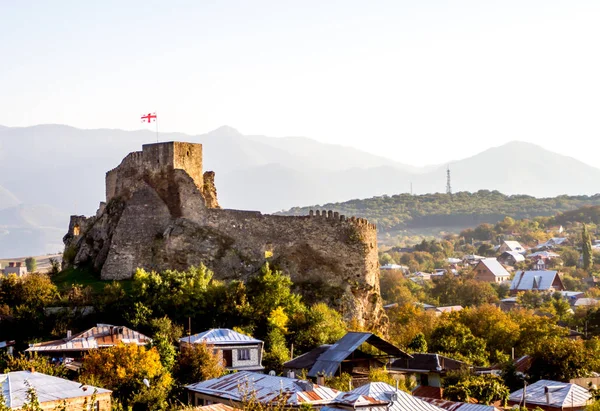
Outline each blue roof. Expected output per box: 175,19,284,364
510,271,560,291
179,328,262,345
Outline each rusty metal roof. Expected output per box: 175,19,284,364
308,332,411,377
26,324,151,352
186,371,341,406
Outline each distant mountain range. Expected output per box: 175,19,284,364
1,124,600,257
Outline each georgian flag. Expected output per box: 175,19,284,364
141,112,157,123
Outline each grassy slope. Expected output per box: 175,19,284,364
52,267,133,294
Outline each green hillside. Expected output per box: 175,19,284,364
281,190,600,234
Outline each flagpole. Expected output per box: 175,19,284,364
155,111,159,143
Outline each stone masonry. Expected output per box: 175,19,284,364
63,142,386,329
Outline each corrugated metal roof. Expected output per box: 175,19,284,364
0,371,111,409
323,382,443,411
26,324,151,352
418,397,501,411
179,328,262,345
528,251,561,259
574,298,599,307
193,404,240,411
478,259,510,277
284,345,331,370
502,241,525,252
186,371,340,406
391,354,469,373
510,271,559,291
308,332,411,377
509,379,591,407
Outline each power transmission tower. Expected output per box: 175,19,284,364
446,165,452,196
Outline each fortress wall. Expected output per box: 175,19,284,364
199,208,381,323
204,208,379,289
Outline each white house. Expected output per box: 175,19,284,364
179,328,264,372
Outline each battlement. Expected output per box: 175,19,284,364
309,209,376,230
106,141,204,203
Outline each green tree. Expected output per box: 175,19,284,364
583,224,594,271
2,353,67,377
407,332,428,353
528,337,592,381
149,316,183,371
20,380,42,411
24,257,37,273
429,322,488,366
444,373,509,406
291,303,346,352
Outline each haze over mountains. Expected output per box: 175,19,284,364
1,124,600,257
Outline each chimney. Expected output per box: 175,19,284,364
15,262,22,267
66,330,72,339
545,386,551,404
29,367,35,373
8,262,14,267
317,374,325,386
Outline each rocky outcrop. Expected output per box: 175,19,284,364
63,142,386,330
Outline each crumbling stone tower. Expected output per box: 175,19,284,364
64,142,386,329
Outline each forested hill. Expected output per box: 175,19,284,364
280,191,600,234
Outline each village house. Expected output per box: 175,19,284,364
380,264,409,274
187,373,444,411
179,328,264,372
284,332,410,378
510,270,565,295
321,382,444,411
473,258,511,283
498,240,526,254
508,379,592,410
185,370,343,409
498,251,525,266
423,305,464,316
391,354,470,400
2,262,27,277
462,254,485,265
535,237,569,250
0,370,111,410
26,324,151,367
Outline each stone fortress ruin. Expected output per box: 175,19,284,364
63,142,385,327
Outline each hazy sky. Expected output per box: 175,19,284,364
2,1,600,167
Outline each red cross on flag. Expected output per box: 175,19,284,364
141,112,157,123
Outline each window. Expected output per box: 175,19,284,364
238,348,251,361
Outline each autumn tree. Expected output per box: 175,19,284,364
174,342,225,385
80,343,172,410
